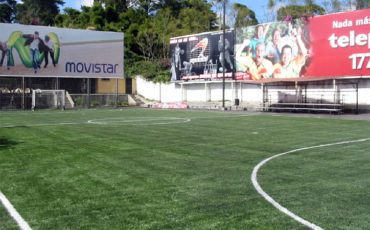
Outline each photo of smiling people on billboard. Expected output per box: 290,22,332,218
235,19,310,80
272,24,309,79
236,39,273,80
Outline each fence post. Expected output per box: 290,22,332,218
87,78,91,108
356,81,359,114
115,78,118,108
22,77,25,110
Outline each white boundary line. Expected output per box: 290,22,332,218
251,138,370,230
1,114,249,128
0,191,32,230
87,117,192,125
86,114,250,126
1,122,81,128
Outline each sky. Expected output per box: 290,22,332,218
63,0,94,10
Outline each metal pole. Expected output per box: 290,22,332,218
22,77,25,110
115,78,118,108
159,82,162,102
222,0,226,109
356,81,359,114
262,83,265,110
87,78,91,108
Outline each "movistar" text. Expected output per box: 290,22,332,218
65,62,119,74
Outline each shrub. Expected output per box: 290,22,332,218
74,97,83,106
117,101,129,106
91,101,100,107
125,57,170,83
107,100,115,106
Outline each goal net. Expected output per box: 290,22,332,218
32,89,65,110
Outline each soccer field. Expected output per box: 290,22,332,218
0,108,369,230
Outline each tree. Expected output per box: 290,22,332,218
356,0,370,9
153,8,177,58
0,0,16,22
177,0,217,34
321,0,343,13
61,8,81,28
231,3,258,28
0,3,12,22
160,0,184,17
277,3,325,21
99,0,128,13
15,0,64,25
136,21,160,59
319,0,368,14
89,2,105,30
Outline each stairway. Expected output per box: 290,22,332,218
128,94,147,107
65,91,74,109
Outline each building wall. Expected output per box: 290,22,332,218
136,76,370,111
96,79,125,94
96,78,136,94
136,77,182,102
132,79,137,94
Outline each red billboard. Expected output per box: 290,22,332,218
235,9,370,81
305,9,370,78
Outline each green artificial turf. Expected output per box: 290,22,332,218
0,108,369,230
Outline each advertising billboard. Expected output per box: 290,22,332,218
235,8,370,81
170,30,234,81
305,9,369,78
0,23,124,78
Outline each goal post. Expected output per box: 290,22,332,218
32,89,66,111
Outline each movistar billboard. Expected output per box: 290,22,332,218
0,23,124,78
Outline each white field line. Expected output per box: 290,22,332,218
0,191,32,230
86,114,251,125
251,138,370,230
87,117,192,125
1,122,81,128
1,114,250,128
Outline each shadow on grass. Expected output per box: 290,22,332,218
0,137,18,149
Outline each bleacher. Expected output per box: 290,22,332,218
260,102,343,114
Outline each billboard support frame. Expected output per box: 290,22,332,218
356,81,359,114
222,0,226,109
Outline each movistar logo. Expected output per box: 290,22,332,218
65,62,119,74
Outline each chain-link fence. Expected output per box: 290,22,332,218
0,77,129,110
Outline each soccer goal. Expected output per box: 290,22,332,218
32,89,65,111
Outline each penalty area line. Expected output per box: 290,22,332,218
251,137,370,230
0,191,32,230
